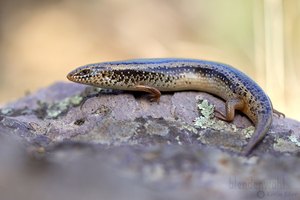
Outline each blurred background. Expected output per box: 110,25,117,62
0,0,299,120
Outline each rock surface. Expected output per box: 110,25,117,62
1,82,300,200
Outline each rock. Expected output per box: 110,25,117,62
0,82,300,200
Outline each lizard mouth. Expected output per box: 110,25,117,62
67,68,95,84
66,70,83,83
67,67,94,82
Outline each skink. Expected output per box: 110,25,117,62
67,58,282,155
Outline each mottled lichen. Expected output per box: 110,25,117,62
273,138,299,153
0,106,32,117
194,99,215,129
144,120,170,136
73,120,140,145
37,95,83,119
0,107,13,115
241,126,255,139
288,135,300,147
68,95,83,105
179,122,198,135
194,98,237,132
194,98,254,138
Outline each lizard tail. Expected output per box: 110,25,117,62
242,113,273,156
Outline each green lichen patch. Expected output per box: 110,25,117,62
179,122,198,135
0,107,32,117
194,98,255,149
194,99,215,129
194,98,254,138
81,86,103,96
36,95,83,119
0,107,13,115
288,134,300,147
197,99,214,119
68,95,84,105
241,126,255,139
273,138,299,153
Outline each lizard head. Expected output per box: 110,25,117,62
67,63,124,88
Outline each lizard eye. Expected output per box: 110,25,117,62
79,69,91,76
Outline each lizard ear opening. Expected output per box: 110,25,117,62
101,72,112,81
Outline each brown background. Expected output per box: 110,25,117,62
0,0,299,120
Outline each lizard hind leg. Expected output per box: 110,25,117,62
214,98,245,122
